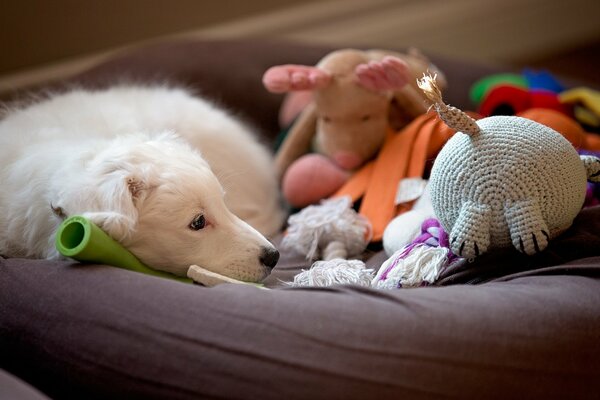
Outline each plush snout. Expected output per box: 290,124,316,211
332,151,363,170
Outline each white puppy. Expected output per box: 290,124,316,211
0,86,285,282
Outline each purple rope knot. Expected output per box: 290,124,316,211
412,218,449,248
380,218,456,282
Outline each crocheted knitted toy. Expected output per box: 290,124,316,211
263,48,445,208
418,74,600,258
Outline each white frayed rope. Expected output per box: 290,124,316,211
289,259,374,287
373,245,449,289
282,196,371,261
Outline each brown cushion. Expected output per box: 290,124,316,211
1,254,599,400
0,369,50,400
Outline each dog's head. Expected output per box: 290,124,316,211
60,133,279,282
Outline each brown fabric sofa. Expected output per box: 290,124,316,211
1,39,599,400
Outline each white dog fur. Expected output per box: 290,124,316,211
0,85,285,282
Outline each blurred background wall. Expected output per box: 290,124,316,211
0,0,318,75
1,0,599,90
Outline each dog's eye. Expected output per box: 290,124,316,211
361,114,371,122
189,214,206,230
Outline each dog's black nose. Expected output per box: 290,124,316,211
259,247,280,269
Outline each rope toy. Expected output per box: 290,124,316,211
291,217,456,289
373,218,459,289
289,259,374,287
283,196,373,287
282,196,372,261
418,74,600,257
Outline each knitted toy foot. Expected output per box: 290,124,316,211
262,65,331,93
355,56,410,91
504,200,550,255
449,201,491,258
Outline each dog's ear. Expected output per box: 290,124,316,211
84,173,149,243
126,176,147,203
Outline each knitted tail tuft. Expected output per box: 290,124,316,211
417,73,444,105
417,74,481,136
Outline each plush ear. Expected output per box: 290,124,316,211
263,65,331,93
83,173,148,242
275,102,318,179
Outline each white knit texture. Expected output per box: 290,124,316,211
429,116,587,257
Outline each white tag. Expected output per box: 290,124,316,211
395,178,427,205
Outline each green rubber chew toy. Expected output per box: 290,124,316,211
55,215,193,284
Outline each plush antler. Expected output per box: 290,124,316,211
354,56,410,92
262,65,332,93
354,55,431,123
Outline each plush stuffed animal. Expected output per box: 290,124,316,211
263,48,445,207
418,74,600,258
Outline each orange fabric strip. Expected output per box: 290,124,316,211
332,161,375,201
359,114,432,241
331,112,457,242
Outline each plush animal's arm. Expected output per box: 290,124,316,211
274,101,318,178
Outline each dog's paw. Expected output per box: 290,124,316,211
83,211,136,242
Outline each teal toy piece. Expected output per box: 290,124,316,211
56,215,193,284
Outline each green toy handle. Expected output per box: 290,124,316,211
55,215,192,284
